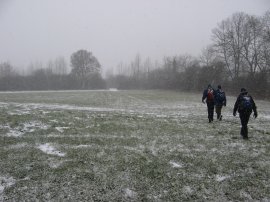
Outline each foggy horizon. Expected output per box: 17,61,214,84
0,0,269,74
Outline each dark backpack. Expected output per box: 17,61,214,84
216,90,225,102
239,95,253,111
207,89,214,101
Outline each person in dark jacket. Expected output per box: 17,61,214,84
214,85,226,121
202,84,215,123
233,88,258,139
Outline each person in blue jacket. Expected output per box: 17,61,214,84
202,84,215,123
214,85,226,121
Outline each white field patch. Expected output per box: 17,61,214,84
0,99,204,118
228,142,246,149
0,176,16,199
5,121,49,137
6,128,24,137
169,161,183,168
182,186,193,194
123,145,144,154
72,144,93,149
37,143,65,157
240,191,253,200
123,188,137,199
8,110,31,115
24,121,49,131
6,143,28,150
264,115,270,121
215,175,231,182
55,127,69,133
1,102,123,113
47,158,68,168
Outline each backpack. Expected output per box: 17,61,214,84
216,90,225,102
239,95,253,111
207,89,214,101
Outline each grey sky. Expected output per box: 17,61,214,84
0,0,269,73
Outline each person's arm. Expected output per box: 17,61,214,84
213,89,217,105
233,96,240,116
202,90,207,103
224,92,227,106
251,96,258,118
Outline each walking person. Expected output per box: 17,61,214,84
214,85,226,121
202,84,215,123
233,88,258,139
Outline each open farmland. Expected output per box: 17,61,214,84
0,90,269,201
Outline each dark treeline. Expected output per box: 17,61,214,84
0,52,106,91
107,55,269,99
108,11,270,99
0,11,269,98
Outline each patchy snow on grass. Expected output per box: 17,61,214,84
149,140,158,156
215,175,230,182
8,110,31,115
0,176,16,196
55,127,69,133
5,121,49,137
72,144,93,149
170,161,183,168
123,188,137,199
193,144,206,152
240,190,253,200
123,146,144,154
50,119,58,123
24,121,49,132
37,143,65,157
0,91,269,201
4,102,123,113
228,142,246,149
0,124,8,130
6,128,24,137
7,143,28,150
182,186,193,194
47,158,66,168
261,114,270,120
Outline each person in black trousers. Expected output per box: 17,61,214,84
214,85,226,121
233,88,258,139
202,84,215,123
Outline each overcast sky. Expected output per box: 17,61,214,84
0,0,269,73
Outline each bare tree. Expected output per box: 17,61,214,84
200,45,217,66
70,49,101,89
259,11,270,73
131,54,142,79
241,15,263,76
0,62,15,78
143,57,152,78
212,12,248,79
54,57,68,75
175,54,198,72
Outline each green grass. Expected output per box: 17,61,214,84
0,90,269,201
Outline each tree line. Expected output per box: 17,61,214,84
0,11,269,98
108,11,270,98
0,52,106,91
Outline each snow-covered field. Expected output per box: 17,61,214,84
0,90,269,201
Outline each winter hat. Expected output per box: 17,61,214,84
241,88,247,92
